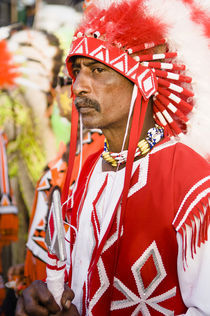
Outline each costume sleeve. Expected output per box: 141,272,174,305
177,218,210,315
171,144,210,315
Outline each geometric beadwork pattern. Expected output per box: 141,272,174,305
128,155,149,198
89,257,110,316
102,209,122,254
111,241,176,315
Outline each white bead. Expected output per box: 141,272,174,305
77,32,83,38
133,56,140,62
94,31,100,38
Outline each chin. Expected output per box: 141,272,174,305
82,119,100,130
84,124,101,130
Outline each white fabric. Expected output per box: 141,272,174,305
71,158,129,313
71,158,141,313
177,217,210,316
46,266,65,308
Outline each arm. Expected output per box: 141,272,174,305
171,144,210,315
15,280,80,316
177,223,210,315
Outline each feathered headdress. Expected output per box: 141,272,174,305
63,0,210,207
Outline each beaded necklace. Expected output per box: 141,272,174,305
102,125,164,167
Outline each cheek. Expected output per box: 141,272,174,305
100,90,130,122
95,75,133,116
110,84,132,114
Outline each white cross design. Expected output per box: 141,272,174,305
111,241,176,315
88,257,110,316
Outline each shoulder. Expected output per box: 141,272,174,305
150,139,210,260
151,138,209,174
151,138,209,215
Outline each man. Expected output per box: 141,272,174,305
16,0,210,315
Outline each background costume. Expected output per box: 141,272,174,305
25,131,104,285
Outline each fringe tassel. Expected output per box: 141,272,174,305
177,196,210,269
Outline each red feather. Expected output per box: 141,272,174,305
0,40,19,88
78,0,167,51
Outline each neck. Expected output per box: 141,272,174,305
103,98,155,153
102,127,128,153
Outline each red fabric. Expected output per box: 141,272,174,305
24,250,47,285
0,132,18,244
70,132,104,186
61,102,78,210
68,139,209,315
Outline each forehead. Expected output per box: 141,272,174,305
70,56,133,81
69,55,134,89
71,56,108,68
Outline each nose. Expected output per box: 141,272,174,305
73,71,91,96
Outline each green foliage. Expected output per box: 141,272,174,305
0,91,46,185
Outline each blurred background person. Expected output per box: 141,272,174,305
0,0,84,312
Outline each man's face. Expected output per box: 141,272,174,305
72,57,134,132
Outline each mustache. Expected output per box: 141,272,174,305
74,96,100,112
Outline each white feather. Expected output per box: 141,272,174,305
193,0,210,13
93,0,124,10
180,0,210,46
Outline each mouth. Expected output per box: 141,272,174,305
75,97,100,113
78,106,95,114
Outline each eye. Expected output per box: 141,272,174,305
72,69,80,77
92,67,105,74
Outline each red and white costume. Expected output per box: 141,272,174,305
66,138,210,315
50,0,210,314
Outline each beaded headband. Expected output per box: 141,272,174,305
67,36,158,100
